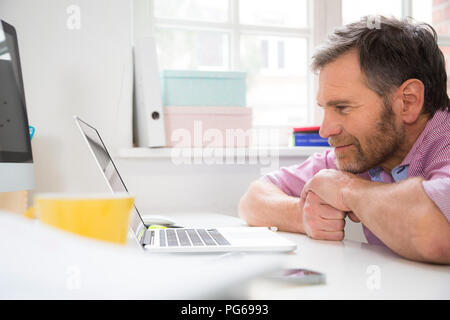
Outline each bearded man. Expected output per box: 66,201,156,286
239,16,450,264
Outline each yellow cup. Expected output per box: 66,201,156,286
34,193,134,245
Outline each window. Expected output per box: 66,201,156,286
150,0,311,130
342,0,403,25
414,0,450,93
139,0,450,144
155,28,229,71
441,46,450,92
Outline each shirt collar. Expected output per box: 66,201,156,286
368,164,410,182
391,164,409,181
368,167,383,179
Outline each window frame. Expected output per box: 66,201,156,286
142,0,316,129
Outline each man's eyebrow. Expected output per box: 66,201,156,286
317,99,354,107
326,99,353,106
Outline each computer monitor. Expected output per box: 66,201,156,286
0,20,34,192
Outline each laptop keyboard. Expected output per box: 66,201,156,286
156,228,231,247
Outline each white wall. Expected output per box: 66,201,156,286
0,0,133,193
115,154,288,216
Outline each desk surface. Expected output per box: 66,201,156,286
154,212,450,299
0,211,279,299
1,210,448,299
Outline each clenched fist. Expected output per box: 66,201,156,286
300,191,347,241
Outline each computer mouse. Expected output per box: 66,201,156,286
141,214,177,226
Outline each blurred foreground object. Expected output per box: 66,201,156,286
0,190,28,215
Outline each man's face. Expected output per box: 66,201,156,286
316,50,405,174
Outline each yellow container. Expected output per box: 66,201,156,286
34,193,134,245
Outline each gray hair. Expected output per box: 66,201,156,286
311,15,450,115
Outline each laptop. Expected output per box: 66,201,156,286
74,116,297,253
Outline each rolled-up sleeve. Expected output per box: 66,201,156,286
422,145,450,222
422,178,450,221
260,149,337,197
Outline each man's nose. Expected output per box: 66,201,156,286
319,110,342,138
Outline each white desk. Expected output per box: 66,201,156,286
0,211,280,299
1,210,448,299
154,212,450,299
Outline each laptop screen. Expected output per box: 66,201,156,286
74,117,146,237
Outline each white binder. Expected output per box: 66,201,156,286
133,36,166,147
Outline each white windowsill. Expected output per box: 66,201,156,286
117,146,331,159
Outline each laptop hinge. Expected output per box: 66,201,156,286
141,229,154,246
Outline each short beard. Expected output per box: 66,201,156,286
334,98,405,174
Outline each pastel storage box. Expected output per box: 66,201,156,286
161,70,246,107
164,106,252,147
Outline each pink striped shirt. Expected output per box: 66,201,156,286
263,110,450,246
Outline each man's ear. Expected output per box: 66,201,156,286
394,79,425,124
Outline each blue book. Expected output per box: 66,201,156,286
293,133,329,147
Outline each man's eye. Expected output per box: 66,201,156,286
335,106,349,112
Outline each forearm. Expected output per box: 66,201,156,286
238,180,304,234
343,177,450,263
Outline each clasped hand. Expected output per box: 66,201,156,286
300,169,360,241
